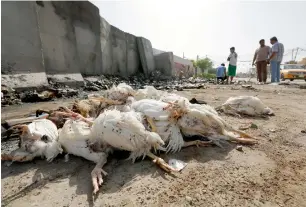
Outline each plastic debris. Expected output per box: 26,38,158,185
168,159,187,171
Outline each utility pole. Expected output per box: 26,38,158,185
294,47,299,62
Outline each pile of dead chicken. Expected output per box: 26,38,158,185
1,83,274,194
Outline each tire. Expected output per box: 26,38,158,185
281,74,285,81
290,79,294,81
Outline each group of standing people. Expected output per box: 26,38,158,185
252,36,284,84
216,36,284,84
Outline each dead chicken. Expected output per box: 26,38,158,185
1,119,63,163
72,97,123,118
71,83,135,118
58,118,112,194
57,108,176,194
216,96,274,117
130,98,257,154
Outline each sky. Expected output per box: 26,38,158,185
92,0,306,72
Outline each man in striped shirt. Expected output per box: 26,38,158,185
268,36,284,83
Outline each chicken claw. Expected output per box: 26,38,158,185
91,167,108,194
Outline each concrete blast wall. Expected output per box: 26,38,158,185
36,1,85,86
100,21,141,77
100,17,113,75
71,1,102,76
1,1,48,90
154,52,174,77
137,37,155,77
1,1,160,89
153,48,194,78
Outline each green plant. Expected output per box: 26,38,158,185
196,73,216,79
196,57,213,73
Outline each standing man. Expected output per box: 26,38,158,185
268,37,284,83
227,47,238,83
216,63,227,84
252,39,270,84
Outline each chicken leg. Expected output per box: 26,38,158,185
229,137,257,145
146,152,178,173
183,140,213,148
58,107,94,126
146,116,157,132
91,152,108,194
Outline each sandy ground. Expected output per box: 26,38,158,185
1,83,306,207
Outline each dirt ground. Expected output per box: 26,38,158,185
1,84,306,207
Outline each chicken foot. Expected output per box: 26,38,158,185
91,152,108,194
58,107,94,126
146,152,178,173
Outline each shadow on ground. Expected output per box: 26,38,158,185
1,141,237,206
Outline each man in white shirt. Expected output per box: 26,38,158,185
268,36,284,83
227,47,238,83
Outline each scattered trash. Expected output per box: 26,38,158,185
239,122,258,130
189,98,207,105
242,85,257,90
250,123,258,129
300,85,306,89
20,90,56,102
57,88,78,98
168,159,187,171
236,145,243,152
269,129,276,133
2,75,212,106
239,125,250,130
279,81,290,85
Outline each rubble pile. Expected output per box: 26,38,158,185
1,75,212,106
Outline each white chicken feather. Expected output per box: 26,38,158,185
131,99,186,152
106,83,135,102
91,109,165,162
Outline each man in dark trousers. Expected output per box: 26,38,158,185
252,39,270,84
